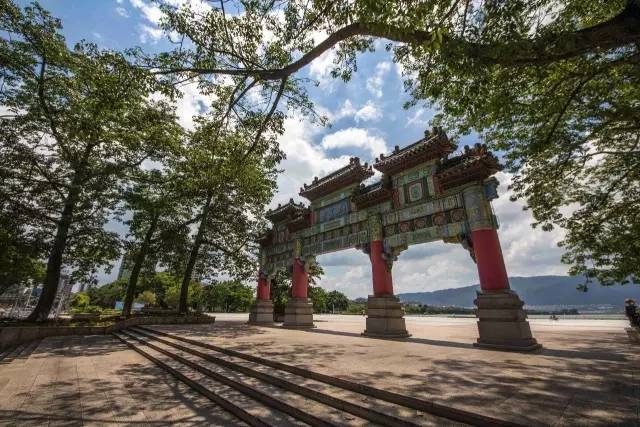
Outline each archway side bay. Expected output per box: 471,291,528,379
249,128,541,351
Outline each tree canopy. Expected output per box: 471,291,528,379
148,0,639,286
1,2,184,319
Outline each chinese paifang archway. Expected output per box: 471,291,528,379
250,128,541,351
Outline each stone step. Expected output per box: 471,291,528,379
0,343,28,364
125,328,367,426
129,326,424,427
115,331,331,427
135,325,525,427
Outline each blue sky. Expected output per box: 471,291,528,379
20,0,570,297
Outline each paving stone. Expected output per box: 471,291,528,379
0,315,637,426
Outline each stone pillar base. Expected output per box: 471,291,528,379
248,300,274,324
362,295,410,338
474,290,542,351
283,298,315,329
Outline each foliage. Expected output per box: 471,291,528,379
87,279,127,309
201,280,254,312
70,292,90,309
307,286,349,313
140,272,178,308
308,285,327,313
326,290,350,312
270,274,290,315
175,114,283,313
0,1,182,320
0,213,46,295
165,279,203,311
135,290,156,307
120,167,193,315
345,302,366,315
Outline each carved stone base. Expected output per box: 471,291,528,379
362,295,410,338
283,298,315,329
248,299,274,324
474,290,542,351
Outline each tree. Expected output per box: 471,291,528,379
70,292,90,309
0,2,182,320
165,278,202,311
141,271,178,308
150,0,640,285
201,281,254,312
0,213,45,294
87,279,127,309
175,114,282,314
135,290,156,307
308,286,327,313
326,290,349,312
120,168,197,317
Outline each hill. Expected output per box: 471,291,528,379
396,276,640,310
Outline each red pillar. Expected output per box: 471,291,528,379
291,258,308,298
256,273,270,300
471,229,510,291
370,241,394,295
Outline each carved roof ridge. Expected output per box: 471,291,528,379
265,198,308,223
299,157,374,200
351,177,393,209
373,127,457,174
438,143,502,172
436,143,502,190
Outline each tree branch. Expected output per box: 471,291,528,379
241,77,287,161
153,3,640,80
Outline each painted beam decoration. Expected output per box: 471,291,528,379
260,128,502,278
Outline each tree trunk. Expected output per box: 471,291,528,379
122,214,159,317
178,194,213,314
26,181,81,322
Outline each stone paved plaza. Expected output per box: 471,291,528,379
0,315,637,426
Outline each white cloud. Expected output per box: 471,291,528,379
366,61,391,98
406,108,433,128
115,6,129,18
130,0,163,24
332,100,382,123
129,0,174,43
271,115,350,207
309,49,337,89
174,82,210,130
148,81,210,130
335,99,356,119
320,128,387,160
354,101,382,122
139,24,164,43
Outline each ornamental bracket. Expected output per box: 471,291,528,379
382,242,408,271
301,255,317,273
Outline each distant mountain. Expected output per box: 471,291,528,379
397,276,640,309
